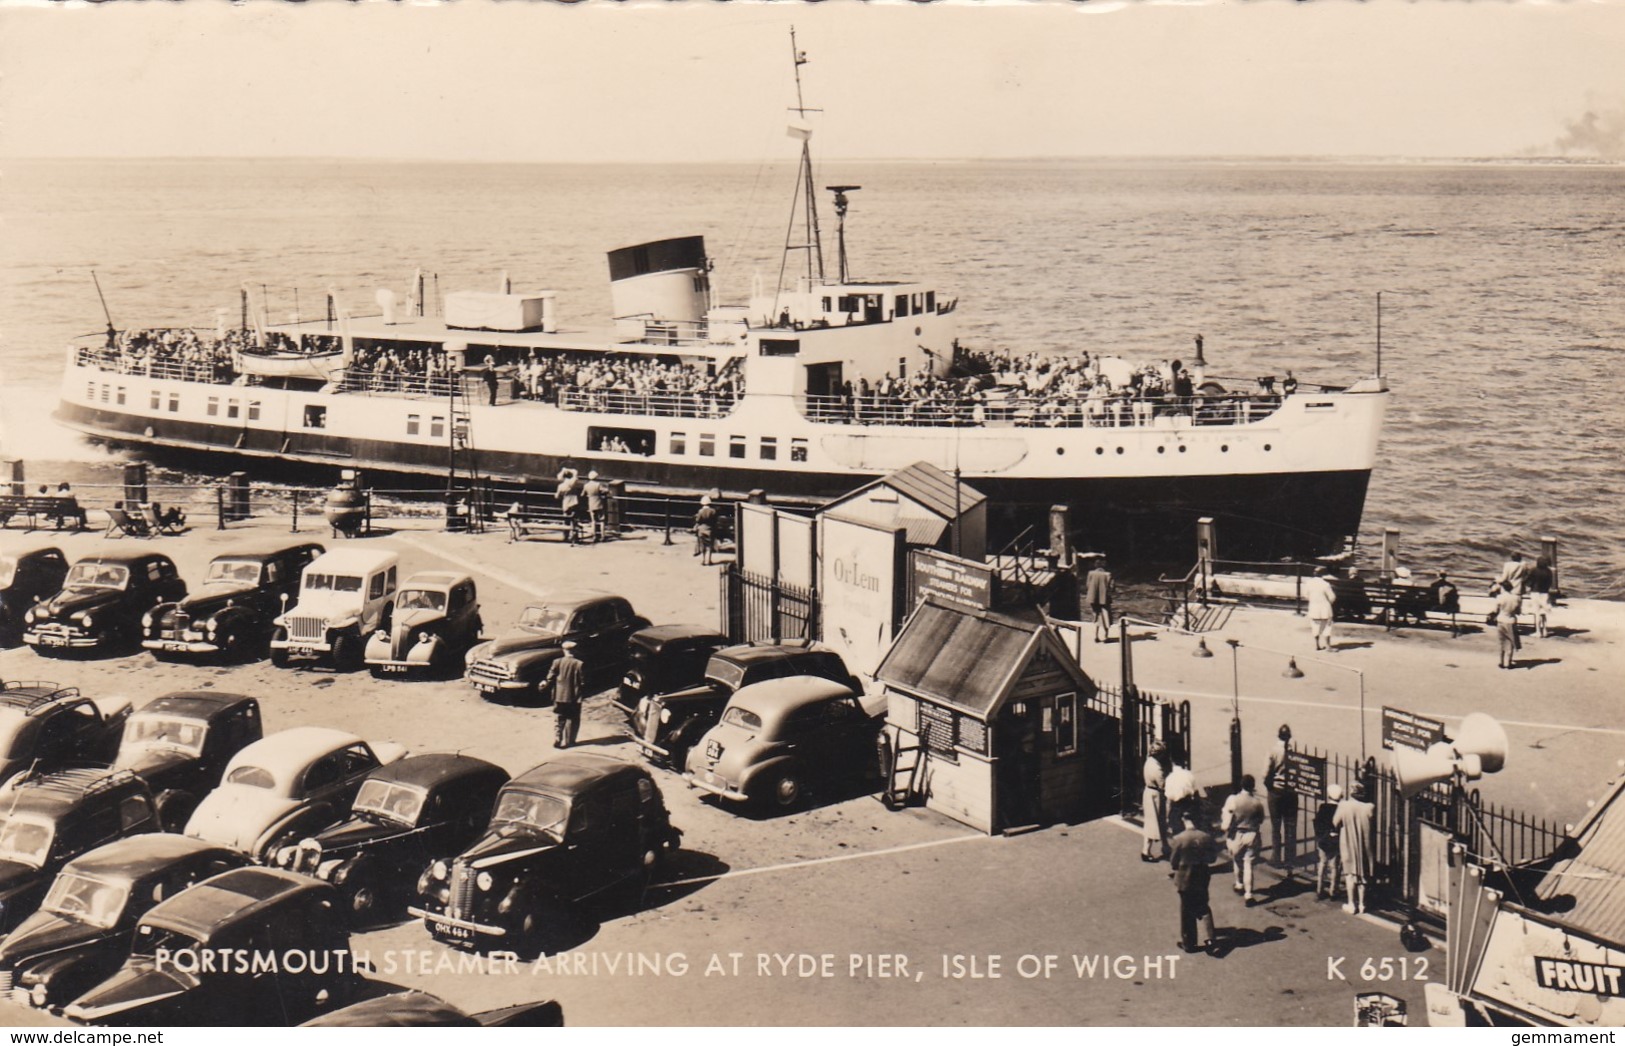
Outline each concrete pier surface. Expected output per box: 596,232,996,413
1,518,1618,1026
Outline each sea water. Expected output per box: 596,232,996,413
2,158,1621,593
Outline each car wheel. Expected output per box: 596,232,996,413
331,633,362,673
155,790,198,833
270,631,292,669
764,769,804,811
349,883,377,918
216,628,243,663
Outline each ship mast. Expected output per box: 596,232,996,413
778,27,826,292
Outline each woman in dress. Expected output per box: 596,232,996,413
1494,579,1523,669
1141,742,1172,862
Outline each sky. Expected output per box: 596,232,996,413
1,0,1623,163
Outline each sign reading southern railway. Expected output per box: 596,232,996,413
910,550,994,610
1381,706,1446,752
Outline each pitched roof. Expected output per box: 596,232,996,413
828,461,987,522
875,599,1049,717
1535,775,1625,944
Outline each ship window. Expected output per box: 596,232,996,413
837,295,860,315
87,382,96,401
303,405,327,429
760,437,777,461
670,432,686,455
100,384,110,403
588,426,654,456
699,434,715,457
913,293,923,312
407,414,420,436
227,399,240,419
791,438,808,463
150,391,161,410
167,394,180,413
898,359,907,380
821,297,832,312
248,401,261,422
760,339,799,357
116,387,126,405
430,416,445,439
730,435,747,459
895,295,909,318
926,291,936,312
207,397,219,417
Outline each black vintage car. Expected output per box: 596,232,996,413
630,640,859,771
464,592,650,702
274,752,508,924
141,541,324,662
0,682,132,786
615,624,731,715
0,769,161,936
63,867,359,1026
0,835,246,1014
111,692,264,831
23,552,186,656
412,752,680,952
304,991,564,1028
0,546,68,645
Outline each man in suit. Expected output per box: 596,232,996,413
545,641,586,749
1084,555,1115,642
1170,811,1218,955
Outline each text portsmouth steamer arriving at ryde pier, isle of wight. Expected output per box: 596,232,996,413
52,44,1389,562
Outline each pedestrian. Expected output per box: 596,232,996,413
1169,810,1218,955
1526,555,1554,639
1084,555,1115,642
1333,780,1376,915
583,471,606,543
1305,565,1337,651
555,469,581,545
1493,579,1522,669
1165,764,1201,835
544,640,585,749
1220,774,1267,903
1141,742,1171,863
693,495,718,566
482,354,499,406
1264,724,1299,871
1494,550,1530,595
1313,783,1344,900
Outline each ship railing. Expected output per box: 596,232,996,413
556,388,742,419
617,318,713,349
795,391,1286,428
74,345,240,386
335,369,464,400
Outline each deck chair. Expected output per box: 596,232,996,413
104,507,150,538
142,504,186,535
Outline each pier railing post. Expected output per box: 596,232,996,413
291,489,300,533
216,486,226,530
663,499,673,546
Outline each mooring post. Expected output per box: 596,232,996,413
663,499,673,546
290,489,300,533
216,486,226,530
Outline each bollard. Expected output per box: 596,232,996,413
607,479,625,539
291,489,300,533
227,472,250,522
124,462,149,508
1541,535,1562,600
662,499,673,546
216,486,227,530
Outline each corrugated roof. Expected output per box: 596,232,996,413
827,497,948,547
874,600,1037,717
829,462,987,522
1535,775,1625,944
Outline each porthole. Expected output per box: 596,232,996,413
1221,444,1229,453
1178,445,1187,453
1115,447,1125,455
1055,446,1065,456
1157,446,1166,454
915,327,923,337
1095,447,1105,456
1264,443,1272,452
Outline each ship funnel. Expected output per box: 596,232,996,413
376,288,398,326
607,236,709,327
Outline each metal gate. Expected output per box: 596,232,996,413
719,565,817,643
1082,683,1193,820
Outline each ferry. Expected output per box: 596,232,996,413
51,40,1389,563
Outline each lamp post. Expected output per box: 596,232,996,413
1226,639,1368,765
1227,639,1243,794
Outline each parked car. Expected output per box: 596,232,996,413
63,867,359,1026
273,752,507,924
0,546,69,645
364,572,482,677
269,547,399,671
630,640,859,771
616,624,731,715
184,726,408,861
141,541,323,662
464,593,649,702
0,682,132,786
0,769,161,936
684,675,886,812
304,991,564,1028
412,752,680,952
22,552,186,655
0,835,246,1014
111,692,264,830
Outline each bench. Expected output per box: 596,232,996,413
506,511,576,543
1332,580,1458,630
0,495,88,531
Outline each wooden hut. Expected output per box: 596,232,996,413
875,597,1097,834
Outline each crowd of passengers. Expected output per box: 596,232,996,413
84,328,251,383
808,349,1297,427
347,343,456,392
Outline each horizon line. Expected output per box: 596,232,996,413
4,153,1619,166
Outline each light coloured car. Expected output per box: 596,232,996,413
183,726,407,860
364,572,481,677
269,548,398,671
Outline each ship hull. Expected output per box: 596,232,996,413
55,398,1370,562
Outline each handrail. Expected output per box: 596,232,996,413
556,388,742,419
795,391,1286,428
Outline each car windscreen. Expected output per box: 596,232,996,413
0,557,15,589
44,871,129,930
517,605,569,633
706,659,745,692
304,572,363,593
205,559,262,585
66,562,129,589
0,814,55,868
395,589,446,612
490,790,567,838
353,778,428,825
225,765,277,789
721,706,762,731
123,715,207,758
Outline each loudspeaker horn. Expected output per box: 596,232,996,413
1453,712,1508,776
1394,742,1458,799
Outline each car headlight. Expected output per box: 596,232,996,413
275,845,298,867
141,610,155,628
29,983,48,1008
80,614,95,630
206,621,218,637
417,631,431,645
476,871,494,892
432,859,449,881
660,707,673,724
23,607,36,623
375,629,388,641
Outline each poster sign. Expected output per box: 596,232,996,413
818,515,903,678
1533,958,1625,997
1382,706,1446,752
910,549,994,610
1283,750,1327,799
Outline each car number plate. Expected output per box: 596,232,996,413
291,646,317,657
39,634,67,647
474,681,498,693
706,739,721,761
380,664,408,674
161,641,190,652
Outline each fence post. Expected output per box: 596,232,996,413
662,499,673,546
216,486,226,530
291,489,300,533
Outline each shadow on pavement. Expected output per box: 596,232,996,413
1210,923,1289,957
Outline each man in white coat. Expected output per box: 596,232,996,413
1306,565,1338,652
